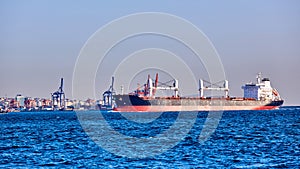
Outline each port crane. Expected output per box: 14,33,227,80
51,78,65,110
100,77,115,110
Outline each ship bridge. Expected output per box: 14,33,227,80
242,73,281,101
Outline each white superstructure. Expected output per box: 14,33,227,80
242,73,281,101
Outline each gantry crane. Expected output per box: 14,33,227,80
51,78,65,110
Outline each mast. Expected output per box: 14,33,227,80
256,72,262,84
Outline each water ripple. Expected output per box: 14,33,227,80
0,109,299,168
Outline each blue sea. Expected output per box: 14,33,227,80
0,107,299,168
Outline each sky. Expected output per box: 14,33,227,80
0,1,299,105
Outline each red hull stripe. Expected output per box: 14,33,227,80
113,105,279,112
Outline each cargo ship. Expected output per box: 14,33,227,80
99,73,283,112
